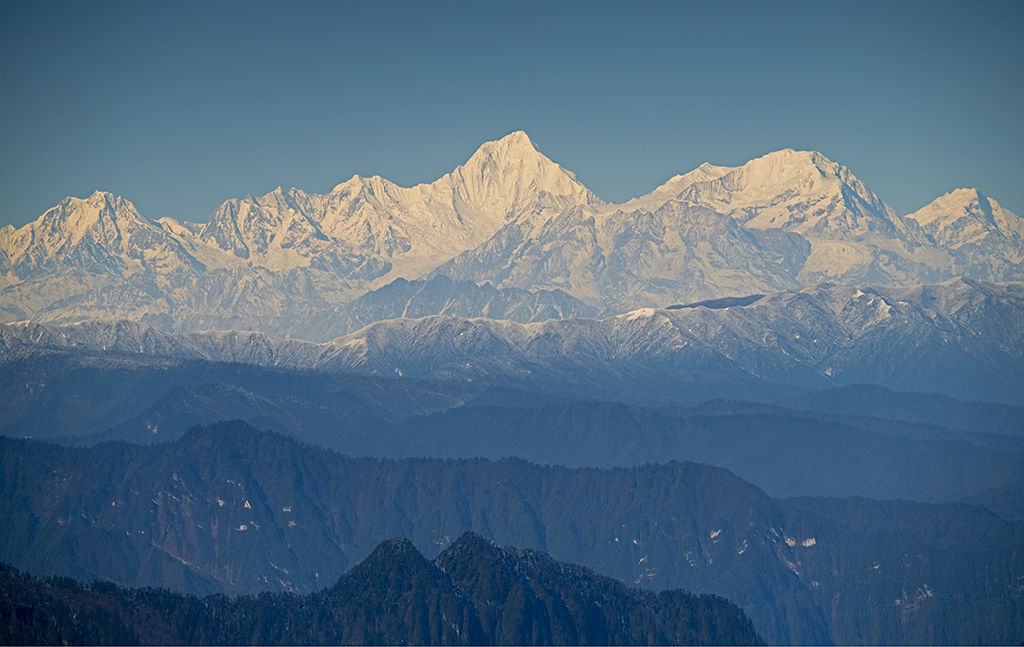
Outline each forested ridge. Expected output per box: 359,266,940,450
0,533,761,645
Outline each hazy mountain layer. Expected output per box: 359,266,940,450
2,352,1021,503
2,422,1021,645
2,132,1022,336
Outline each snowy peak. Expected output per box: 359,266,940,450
329,173,397,197
200,194,273,259
738,148,834,179
707,149,856,210
468,129,541,160
450,130,600,217
197,186,382,273
618,147,903,236
685,149,926,256
4,135,1023,333
40,190,142,247
627,149,840,207
0,190,199,276
326,130,589,208
587,148,936,287
907,188,1024,248
907,187,993,229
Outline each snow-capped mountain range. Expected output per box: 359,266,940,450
1,131,1022,339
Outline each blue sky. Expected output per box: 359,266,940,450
1,0,1022,226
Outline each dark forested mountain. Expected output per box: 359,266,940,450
0,533,762,646
2,422,1021,645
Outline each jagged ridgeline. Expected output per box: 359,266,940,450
2,422,1022,645
1,132,1023,339
0,534,762,646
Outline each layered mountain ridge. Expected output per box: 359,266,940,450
3,277,1022,404
2,132,1022,339
2,421,1020,645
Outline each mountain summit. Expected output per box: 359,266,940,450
0,191,201,278
905,188,1024,281
627,149,940,283
448,130,600,220
677,148,915,236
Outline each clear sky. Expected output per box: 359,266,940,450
1,0,1022,227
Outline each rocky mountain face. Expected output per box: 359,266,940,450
1,422,1020,645
2,132,1021,337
